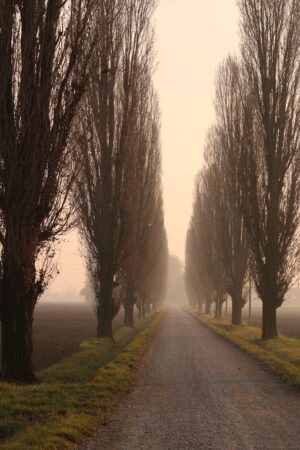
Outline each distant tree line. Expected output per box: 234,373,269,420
0,0,167,383
185,0,300,340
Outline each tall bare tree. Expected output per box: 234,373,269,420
73,0,125,338
135,189,168,318
238,0,300,338
122,82,164,326
189,170,228,319
185,228,204,312
205,58,250,325
74,0,158,336
0,0,97,382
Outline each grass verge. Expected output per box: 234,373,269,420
0,311,165,449
185,307,300,390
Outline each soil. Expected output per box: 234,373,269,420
33,302,96,371
32,302,124,371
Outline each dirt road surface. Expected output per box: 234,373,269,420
77,307,300,449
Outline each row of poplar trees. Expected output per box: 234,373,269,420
186,0,300,340
0,0,167,383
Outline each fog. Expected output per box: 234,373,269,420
38,0,300,332
1,1,300,444
43,0,240,302
164,255,187,306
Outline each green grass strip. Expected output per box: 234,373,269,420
0,311,166,449
185,307,300,390
39,314,158,384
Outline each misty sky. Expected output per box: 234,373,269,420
49,0,239,297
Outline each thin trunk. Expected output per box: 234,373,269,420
248,276,252,326
205,298,211,314
214,298,219,318
215,297,222,319
124,302,134,327
137,299,142,318
219,300,223,318
140,298,146,318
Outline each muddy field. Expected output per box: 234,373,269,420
33,302,125,372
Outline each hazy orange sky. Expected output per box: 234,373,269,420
48,0,239,298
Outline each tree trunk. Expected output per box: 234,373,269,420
97,276,113,338
219,300,223,318
143,299,147,317
1,301,35,383
124,302,134,327
215,297,222,319
123,284,135,327
205,298,211,314
139,298,145,318
231,294,242,325
214,298,218,318
1,244,37,383
262,299,277,339
137,300,142,319
97,300,113,338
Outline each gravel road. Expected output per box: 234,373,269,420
76,307,300,449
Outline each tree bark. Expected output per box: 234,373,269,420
140,298,146,318
262,300,277,340
124,302,134,327
231,292,242,325
97,276,113,338
215,297,222,319
1,302,35,383
1,243,37,383
123,284,135,327
137,300,142,319
214,298,218,318
205,298,211,314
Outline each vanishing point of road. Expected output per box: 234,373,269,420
77,307,300,450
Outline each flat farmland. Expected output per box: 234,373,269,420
32,303,94,371
221,289,300,339
32,302,125,372
241,306,300,340
1,299,299,374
